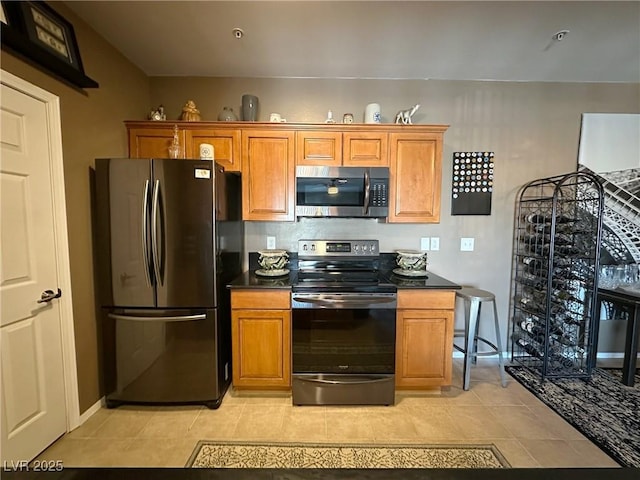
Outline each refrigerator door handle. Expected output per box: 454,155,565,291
108,313,206,322
141,180,152,286
151,179,162,285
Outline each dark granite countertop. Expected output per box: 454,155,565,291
228,251,461,290
386,270,461,290
228,270,296,289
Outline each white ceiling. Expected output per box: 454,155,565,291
64,1,640,83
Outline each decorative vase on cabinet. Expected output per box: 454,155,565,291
218,107,238,122
242,94,259,121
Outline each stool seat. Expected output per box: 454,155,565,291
454,287,507,390
456,287,495,302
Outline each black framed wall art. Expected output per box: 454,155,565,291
451,151,494,215
1,1,98,88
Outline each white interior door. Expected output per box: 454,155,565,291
0,74,72,462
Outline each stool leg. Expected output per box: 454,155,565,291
492,299,507,388
461,298,471,391
464,298,480,391
472,303,481,365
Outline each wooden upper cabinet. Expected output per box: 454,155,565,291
127,125,185,159
185,128,241,172
343,131,388,166
242,129,295,221
388,132,444,223
295,131,342,166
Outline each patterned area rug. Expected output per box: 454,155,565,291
506,366,640,468
186,442,510,468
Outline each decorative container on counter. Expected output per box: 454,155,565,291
256,249,289,277
394,250,428,277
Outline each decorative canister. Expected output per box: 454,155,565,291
256,249,289,277
393,250,428,277
364,103,381,123
242,94,259,121
217,107,238,121
342,113,354,124
199,143,214,160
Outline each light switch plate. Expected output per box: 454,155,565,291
460,237,475,251
420,237,430,251
430,237,440,251
267,236,276,249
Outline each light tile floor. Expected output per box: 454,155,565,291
36,359,621,468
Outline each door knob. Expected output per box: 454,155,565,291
37,288,62,303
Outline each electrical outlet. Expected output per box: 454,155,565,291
266,236,276,249
430,237,440,251
420,237,430,251
460,237,475,251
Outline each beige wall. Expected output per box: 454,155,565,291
2,2,150,413
150,77,640,352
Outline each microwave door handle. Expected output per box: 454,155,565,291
363,169,371,215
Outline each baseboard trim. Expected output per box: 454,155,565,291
76,397,103,429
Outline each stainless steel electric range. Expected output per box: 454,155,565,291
291,239,397,406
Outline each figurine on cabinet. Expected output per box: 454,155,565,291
395,104,420,125
181,100,201,121
148,104,166,121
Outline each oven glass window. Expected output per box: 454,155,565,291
296,177,364,206
292,308,395,374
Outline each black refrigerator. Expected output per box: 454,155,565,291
93,158,243,409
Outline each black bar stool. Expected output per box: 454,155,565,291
453,287,507,390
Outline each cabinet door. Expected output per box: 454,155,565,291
242,130,295,221
389,132,443,223
395,309,453,388
343,132,388,166
231,309,291,389
128,127,185,159
185,128,241,172
295,131,342,166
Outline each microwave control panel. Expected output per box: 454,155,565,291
370,180,388,207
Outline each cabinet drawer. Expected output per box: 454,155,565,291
397,290,455,309
231,290,291,309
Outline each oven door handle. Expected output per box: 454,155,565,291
292,294,396,308
296,375,392,385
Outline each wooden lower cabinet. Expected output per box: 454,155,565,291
231,290,291,389
395,290,455,389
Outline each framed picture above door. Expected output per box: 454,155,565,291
0,1,98,89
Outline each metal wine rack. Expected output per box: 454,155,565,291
510,171,604,380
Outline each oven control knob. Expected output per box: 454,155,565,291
311,244,316,251
370,243,376,252
362,244,368,252
302,244,308,251
354,244,359,252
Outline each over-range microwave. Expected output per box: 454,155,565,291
295,166,389,218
